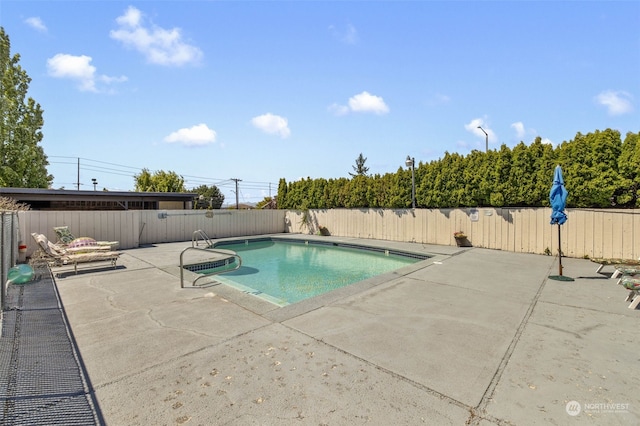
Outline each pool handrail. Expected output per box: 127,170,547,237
179,246,242,288
192,229,214,248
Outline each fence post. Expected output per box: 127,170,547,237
1,212,6,311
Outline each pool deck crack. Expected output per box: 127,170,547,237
464,258,555,425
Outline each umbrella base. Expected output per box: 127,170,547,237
549,275,575,281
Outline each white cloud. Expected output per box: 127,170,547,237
595,90,634,115
329,23,358,45
46,54,98,92
251,113,291,138
110,6,203,67
511,121,526,139
349,91,390,114
47,53,127,92
25,17,47,32
541,138,554,145
330,91,390,116
164,123,217,147
464,118,496,147
328,103,350,116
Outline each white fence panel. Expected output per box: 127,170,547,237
285,208,639,260
16,208,640,261
138,210,286,245
19,210,139,255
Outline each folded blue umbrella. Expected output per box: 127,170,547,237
550,165,568,225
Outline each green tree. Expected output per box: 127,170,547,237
389,166,412,208
134,168,186,192
275,128,638,209
345,175,369,208
255,196,276,209
461,150,489,206
349,153,370,177
276,178,289,209
0,27,51,188
189,184,224,209
616,131,640,207
559,130,623,207
488,145,514,206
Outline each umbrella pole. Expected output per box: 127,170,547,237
549,222,573,281
558,224,563,276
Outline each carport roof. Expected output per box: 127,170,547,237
0,187,195,202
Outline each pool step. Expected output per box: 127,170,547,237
179,246,242,288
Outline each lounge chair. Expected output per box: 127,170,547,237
612,264,640,281
590,257,640,276
53,226,119,250
619,276,640,310
31,232,120,275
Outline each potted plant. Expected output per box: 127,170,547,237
453,231,471,247
318,225,330,236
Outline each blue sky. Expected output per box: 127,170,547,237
2,1,639,204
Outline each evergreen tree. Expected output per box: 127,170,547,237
559,130,623,207
276,178,288,209
349,153,370,177
276,128,638,210
614,131,639,207
0,28,52,188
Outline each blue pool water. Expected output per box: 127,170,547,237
200,239,424,306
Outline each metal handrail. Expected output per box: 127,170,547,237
179,246,241,288
192,229,213,247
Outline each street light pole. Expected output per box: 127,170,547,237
405,155,415,209
477,126,488,153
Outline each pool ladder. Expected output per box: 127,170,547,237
192,229,214,247
180,246,242,288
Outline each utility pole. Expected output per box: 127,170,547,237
77,157,80,190
231,178,242,209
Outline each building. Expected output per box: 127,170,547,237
0,188,195,211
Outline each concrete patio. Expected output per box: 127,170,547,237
36,235,640,424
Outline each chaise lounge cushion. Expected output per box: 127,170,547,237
53,226,75,244
69,237,98,248
54,226,119,250
31,232,120,268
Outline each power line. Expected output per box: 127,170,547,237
48,155,276,195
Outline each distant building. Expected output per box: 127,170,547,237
0,188,195,211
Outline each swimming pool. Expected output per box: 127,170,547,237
193,239,428,306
